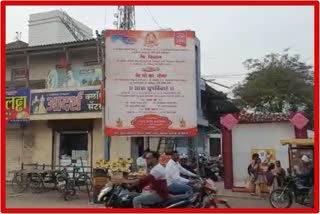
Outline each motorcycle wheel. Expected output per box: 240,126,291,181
269,189,293,208
104,194,115,208
77,175,92,193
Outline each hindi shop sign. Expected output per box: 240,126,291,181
31,89,101,114
105,30,197,137
6,88,31,123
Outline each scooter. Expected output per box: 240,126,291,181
98,182,199,208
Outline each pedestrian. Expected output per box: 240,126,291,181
265,163,276,193
247,153,259,193
252,158,265,198
275,160,286,187
294,155,313,187
294,155,314,207
179,154,196,175
136,149,150,170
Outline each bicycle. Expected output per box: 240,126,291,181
56,164,92,193
11,171,45,193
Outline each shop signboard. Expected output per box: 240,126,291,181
46,67,102,89
31,89,101,114
6,88,31,123
105,30,197,137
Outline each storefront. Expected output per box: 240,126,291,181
5,89,31,180
280,139,314,173
6,124,23,180
30,87,103,171
5,86,104,180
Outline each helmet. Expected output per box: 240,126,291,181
301,155,311,163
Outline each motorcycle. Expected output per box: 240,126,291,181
197,154,224,181
269,175,312,208
203,163,220,181
98,182,199,208
193,177,230,208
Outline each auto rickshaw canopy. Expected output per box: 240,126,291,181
280,139,314,146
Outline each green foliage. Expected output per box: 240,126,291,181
233,51,314,129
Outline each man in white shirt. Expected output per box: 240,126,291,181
165,151,197,194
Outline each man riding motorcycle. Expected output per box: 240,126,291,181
165,151,198,194
128,151,169,208
294,155,314,207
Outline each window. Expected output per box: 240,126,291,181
11,68,27,81
209,138,221,157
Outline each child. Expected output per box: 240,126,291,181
247,153,259,193
253,158,265,198
265,163,276,193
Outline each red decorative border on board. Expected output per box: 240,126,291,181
105,127,198,137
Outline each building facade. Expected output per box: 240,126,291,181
6,10,238,181
28,10,92,46
6,39,104,180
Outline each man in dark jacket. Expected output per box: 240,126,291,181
294,155,314,186
294,155,314,207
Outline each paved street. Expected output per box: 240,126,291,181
5,183,305,209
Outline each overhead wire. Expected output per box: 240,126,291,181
143,6,162,29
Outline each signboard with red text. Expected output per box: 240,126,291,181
105,30,197,136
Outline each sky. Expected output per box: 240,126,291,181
6,6,314,94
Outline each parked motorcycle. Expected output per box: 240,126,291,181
98,182,199,208
197,154,224,182
269,175,312,208
193,177,230,208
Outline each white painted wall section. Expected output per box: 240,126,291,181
232,123,295,187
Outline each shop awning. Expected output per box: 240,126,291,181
280,139,314,146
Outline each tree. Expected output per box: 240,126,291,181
233,50,314,129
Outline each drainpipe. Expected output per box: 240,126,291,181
98,33,109,160
25,53,30,88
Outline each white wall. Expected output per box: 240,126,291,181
29,10,92,46
109,137,131,160
29,20,75,46
232,122,295,187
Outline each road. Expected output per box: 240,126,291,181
5,187,305,209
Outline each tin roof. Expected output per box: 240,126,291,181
280,139,314,146
6,40,29,49
238,112,290,123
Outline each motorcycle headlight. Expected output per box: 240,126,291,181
98,186,112,201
